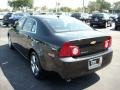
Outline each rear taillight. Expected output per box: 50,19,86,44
104,37,112,49
59,42,80,57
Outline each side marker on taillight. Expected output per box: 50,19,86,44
104,37,112,49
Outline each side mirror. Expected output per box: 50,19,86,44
12,25,16,28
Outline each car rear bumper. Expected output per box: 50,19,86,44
52,48,113,79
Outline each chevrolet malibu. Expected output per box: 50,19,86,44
8,15,113,81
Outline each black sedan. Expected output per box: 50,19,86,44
90,13,112,28
8,15,113,81
115,15,120,30
8,12,30,26
3,12,12,26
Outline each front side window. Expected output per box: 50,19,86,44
42,16,93,32
16,17,26,30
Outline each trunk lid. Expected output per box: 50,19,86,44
55,31,110,56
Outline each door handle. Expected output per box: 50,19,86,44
24,34,31,39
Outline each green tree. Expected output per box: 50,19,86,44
88,1,96,13
113,1,120,10
96,0,111,11
41,6,48,12
8,0,33,10
88,0,111,12
74,7,82,12
60,7,72,12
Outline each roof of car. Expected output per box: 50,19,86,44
33,15,69,19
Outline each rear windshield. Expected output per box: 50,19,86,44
92,14,103,18
42,16,93,33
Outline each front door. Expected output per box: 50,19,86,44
17,18,37,57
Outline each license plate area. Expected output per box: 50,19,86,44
88,57,102,70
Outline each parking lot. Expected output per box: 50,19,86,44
0,24,120,90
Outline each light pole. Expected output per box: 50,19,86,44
112,0,114,14
83,0,85,13
56,1,60,13
56,2,58,13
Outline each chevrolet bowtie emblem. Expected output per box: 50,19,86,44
90,41,96,45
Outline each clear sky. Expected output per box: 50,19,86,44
0,0,119,9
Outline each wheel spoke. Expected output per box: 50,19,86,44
35,65,39,72
32,65,35,73
32,56,36,63
31,60,34,65
8,37,11,47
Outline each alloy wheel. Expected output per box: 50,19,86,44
8,36,12,48
30,54,40,76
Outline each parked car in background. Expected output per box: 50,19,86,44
115,14,120,30
110,14,118,22
33,12,55,15
71,12,81,20
0,12,7,20
0,13,4,20
3,12,13,26
8,15,113,81
90,13,112,28
8,12,30,26
71,13,91,23
80,13,90,23
55,12,71,16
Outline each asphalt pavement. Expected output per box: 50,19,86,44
0,24,120,90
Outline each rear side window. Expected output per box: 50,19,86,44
23,18,37,33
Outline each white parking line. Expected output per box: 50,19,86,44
0,67,14,90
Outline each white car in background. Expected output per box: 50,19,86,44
0,12,7,20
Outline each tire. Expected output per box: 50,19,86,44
117,27,120,31
115,26,119,30
8,36,14,49
109,23,112,27
6,24,9,27
90,24,93,27
103,22,107,28
115,26,117,30
30,51,46,79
